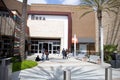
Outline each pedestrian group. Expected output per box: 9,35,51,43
35,48,69,61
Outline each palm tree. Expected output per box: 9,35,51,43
20,0,27,61
80,0,120,64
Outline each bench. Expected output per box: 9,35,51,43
88,55,100,64
76,54,86,60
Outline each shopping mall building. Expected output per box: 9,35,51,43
1,0,120,56
27,4,96,54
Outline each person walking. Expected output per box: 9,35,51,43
62,48,65,59
65,49,69,59
45,50,49,60
41,48,45,60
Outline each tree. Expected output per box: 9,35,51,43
80,0,120,64
20,0,27,61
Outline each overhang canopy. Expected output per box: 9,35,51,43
78,37,95,43
0,0,8,11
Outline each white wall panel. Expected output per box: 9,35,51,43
27,15,68,50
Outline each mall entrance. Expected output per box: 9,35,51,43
31,39,60,54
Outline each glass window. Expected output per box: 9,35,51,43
35,41,38,44
31,50,34,53
53,46,56,50
31,41,34,44
31,45,34,49
53,50,56,54
31,15,35,20
39,17,42,20
49,44,52,50
36,16,38,20
0,42,1,49
39,44,42,49
43,17,45,20
35,46,38,49
57,46,60,50
0,13,1,25
35,51,37,53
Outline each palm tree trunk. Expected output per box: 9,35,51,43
97,10,104,64
20,0,27,61
97,10,102,53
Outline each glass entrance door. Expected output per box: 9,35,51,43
48,42,52,53
31,40,60,54
38,42,43,53
38,42,53,54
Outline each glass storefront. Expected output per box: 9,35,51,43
0,11,15,58
31,39,60,54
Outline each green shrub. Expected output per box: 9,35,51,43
104,45,117,53
12,60,38,72
104,44,118,62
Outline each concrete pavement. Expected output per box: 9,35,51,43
12,54,120,80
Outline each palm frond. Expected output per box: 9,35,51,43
109,4,120,9
79,10,94,19
80,0,95,7
103,9,111,17
93,0,99,7
104,8,118,14
108,0,120,7
99,0,104,5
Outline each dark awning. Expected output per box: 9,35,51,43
78,37,95,43
0,0,8,11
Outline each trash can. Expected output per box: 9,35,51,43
110,52,117,68
110,60,116,68
110,53,120,68
0,58,12,80
116,54,120,68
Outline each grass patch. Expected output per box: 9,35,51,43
12,60,38,72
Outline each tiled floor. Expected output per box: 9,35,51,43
12,54,120,80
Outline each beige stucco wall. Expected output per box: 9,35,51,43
30,4,96,39
102,8,120,50
29,4,96,51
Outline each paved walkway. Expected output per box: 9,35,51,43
12,54,120,80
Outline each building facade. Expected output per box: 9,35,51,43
2,0,119,57
0,0,30,59
0,0,15,58
28,4,96,54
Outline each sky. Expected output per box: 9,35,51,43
18,0,81,5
